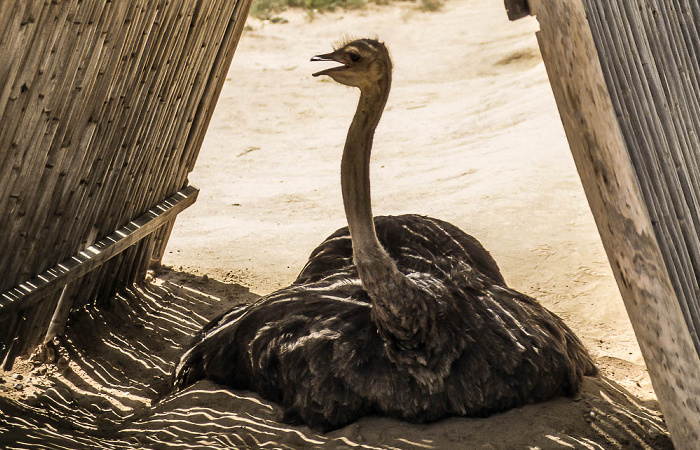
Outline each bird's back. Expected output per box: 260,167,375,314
296,214,506,286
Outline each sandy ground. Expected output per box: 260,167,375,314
167,0,650,394
0,0,676,448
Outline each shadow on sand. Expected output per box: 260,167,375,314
0,269,673,449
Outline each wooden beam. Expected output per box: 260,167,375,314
528,0,700,446
0,185,199,314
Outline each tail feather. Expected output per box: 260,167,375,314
565,328,597,377
170,304,251,394
172,345,206,393
563,328,598,397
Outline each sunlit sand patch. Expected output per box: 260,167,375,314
0,268,674,449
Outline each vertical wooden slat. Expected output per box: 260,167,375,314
150,218,177,268
17,291,62,356
44,284,75,344
1,313,22,370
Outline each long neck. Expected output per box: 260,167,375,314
341,72,417,302
341,77,391,268
341,74,437,348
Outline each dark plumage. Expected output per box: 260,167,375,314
172,39,597,431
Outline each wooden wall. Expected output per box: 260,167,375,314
583,0,700,355
0,0,252,366
520,0,700,446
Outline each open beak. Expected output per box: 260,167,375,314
311,51,346,77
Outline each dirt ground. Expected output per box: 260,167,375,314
0,0,675,448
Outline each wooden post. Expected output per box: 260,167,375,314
43,284,73,344
526,0,700,446
149,218,177,270
503,0,530,21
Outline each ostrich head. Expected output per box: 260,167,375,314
311,38,392,93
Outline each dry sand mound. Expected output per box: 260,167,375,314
0,271,672,448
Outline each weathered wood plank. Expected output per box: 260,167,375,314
527,0,700,446
43,283,74,345
0,186,198,314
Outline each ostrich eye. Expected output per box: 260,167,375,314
348,51,361,62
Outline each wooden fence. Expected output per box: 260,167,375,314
506,0,700,447
0,0,253,368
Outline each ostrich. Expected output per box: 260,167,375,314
172,38,597,431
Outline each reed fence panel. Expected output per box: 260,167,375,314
515,0,700,446
0,0,253,367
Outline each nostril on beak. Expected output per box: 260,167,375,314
311,52,336,62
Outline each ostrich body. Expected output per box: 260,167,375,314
172,38,596,431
